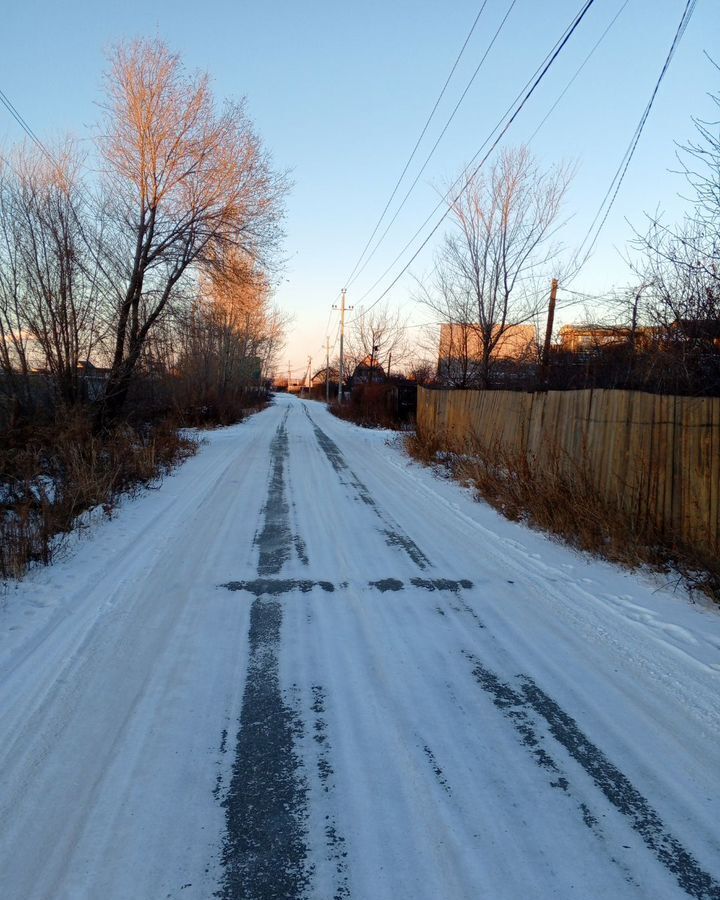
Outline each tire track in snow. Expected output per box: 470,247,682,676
220,404,349,899
310,685,351,900
220,407,311,899
465,652,720,899
255,408,293,577
302,406,430,569
219,597,310,900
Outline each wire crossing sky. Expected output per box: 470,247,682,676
2,0,717,372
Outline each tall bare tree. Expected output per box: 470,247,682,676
169,249,288,419
348,304,408,382
0,143,105,412
628,66,720,393
96,38,287,424
420,146,572,387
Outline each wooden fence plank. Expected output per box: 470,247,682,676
416,386,720,558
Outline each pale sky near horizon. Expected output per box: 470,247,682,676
2,0,718,377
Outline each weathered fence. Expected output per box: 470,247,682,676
417,387,720,557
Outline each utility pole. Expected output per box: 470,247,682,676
333,289,353,405
325,335,331,404
306,355,312,393
541,278,559,386
287,359,291,391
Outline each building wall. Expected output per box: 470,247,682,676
438,324,537,362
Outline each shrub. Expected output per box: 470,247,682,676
330,384,401,429
0,413,197,579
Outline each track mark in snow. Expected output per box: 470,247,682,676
454,595,486,629
303,407,430,569
219,597,310,900
369,578,404,593
410,577,473,593
293,534,309,566
518,675,720,900
255,410,293,577
382,531,431,569
223,578,474,596
309,685,350,899
213,727,231,800
466,654,720,900
311,686,332,786
466,655,564,777
222,579,335,596
368,577,474,594
422,743,452,795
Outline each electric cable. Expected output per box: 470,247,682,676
347,0,599,323
343,2,491,288
527,0,630,143
569,0,697,275
346,0,518,290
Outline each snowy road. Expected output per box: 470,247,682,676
1,393,720,899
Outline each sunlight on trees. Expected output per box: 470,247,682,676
0,38,288,428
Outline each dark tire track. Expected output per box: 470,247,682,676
302,406,430,569
466,653,720,900
220,405,311,900
218,598,310,900
255,409,292,577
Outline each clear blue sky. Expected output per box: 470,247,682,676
3,0,718,375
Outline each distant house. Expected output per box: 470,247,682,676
668,319,720,349
287,379,305,395
437,323,537,385
76,360,111,402
351,355,386,385
311,366,338,387
559,325,634,353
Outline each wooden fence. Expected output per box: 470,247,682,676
417,387,720,557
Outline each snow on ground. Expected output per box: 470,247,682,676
1,393,719,900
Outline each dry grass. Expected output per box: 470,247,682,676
174,391,270,427
407,426,720,604
0,414,197,579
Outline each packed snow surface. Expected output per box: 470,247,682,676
1,393,719,899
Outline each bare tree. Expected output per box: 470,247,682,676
414,269,479,387
420,146,572,387
169,249,288,419
96,38,287,425
406,358,435,385
0,143,106,413
348,304,408,382
677,56,720,242
627,66,720,394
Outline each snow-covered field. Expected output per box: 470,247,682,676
1,393,719,899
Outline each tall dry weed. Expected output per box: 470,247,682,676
407,425,720,603
0,414,197,579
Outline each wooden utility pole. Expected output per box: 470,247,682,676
325,335,331,404
541,278,559,384
333,289,353,405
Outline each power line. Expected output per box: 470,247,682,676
527,0,630,144
320,297,339,350
343,3,490,289
569,0,698,275
347,0,599,323
557,286,618,301
0,87,49,156
346,0,518,291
